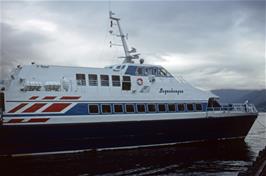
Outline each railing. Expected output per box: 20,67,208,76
207,103,257,113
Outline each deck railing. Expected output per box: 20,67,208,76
207,103,257,113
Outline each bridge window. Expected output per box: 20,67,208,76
101,104,111,114
136,67,144,76
167,104,176,112
195,104,202,111
88,74,98,86
147,104,156,112
177,104,185,112
125,104,135,113
114,104,123,113
137,104,146,113
89,104,99,114
125,66,137,75
158,104,166,112
100,75,109,86
76,74,86,86
112,75,121,87
187,104,194,111
122,76,131,91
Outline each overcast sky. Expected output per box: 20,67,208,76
0,0,265,90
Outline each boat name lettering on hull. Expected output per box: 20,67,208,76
159,88,184,95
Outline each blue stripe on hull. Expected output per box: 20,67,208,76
0,115,257,155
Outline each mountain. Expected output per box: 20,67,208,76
211,89,266,112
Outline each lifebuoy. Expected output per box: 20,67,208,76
137,78,143,86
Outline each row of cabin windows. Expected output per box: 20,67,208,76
88,103,204,114
125,66,172,77
76,74,131,90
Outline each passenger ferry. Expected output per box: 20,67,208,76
0,12,258,156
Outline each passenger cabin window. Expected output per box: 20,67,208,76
137,104,145,113
125,104,135,113
195,104,202,111
114,104,123,113
178,104,185,112
147,104,156,112
100,75,109,86
158,104,166,112
187,104,194,111
112,75,121,87
101,104,111,114
89,104,99,114
122,76,131,91
168,104,176,112
76,74,86,86
88,74,98,86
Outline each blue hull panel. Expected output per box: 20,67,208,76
0,115,257,155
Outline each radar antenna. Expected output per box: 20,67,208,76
109,11,140,64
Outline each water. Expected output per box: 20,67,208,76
1,113,265,176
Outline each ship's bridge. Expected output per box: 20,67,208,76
105,63,173,78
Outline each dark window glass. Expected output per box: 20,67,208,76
178,104,185,112
168,104,176,112
114,104,123,113
100,75,109,86
76,74,86,86
125,66,137,75
102,104,111,113
158,104,166,112
88,74,98,86
122,76,131,91
112,75,121,87
125,104,135,113
195,104,202,111
152,68,158,76
89,104,99,114
136,67,144,76
137,104,145,112
187,104,194,111
148,104,156,112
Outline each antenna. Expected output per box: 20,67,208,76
109,11,140,64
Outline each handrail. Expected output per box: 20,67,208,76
207,103,257,113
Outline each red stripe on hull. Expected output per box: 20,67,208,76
22,103,46,113
27,118,50,123
60,96,80,100
8,103,28,113
43,96,56,100
43,103,71,112
8,119,24,123
29,96,39,100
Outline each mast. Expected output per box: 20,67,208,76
109,11,140,64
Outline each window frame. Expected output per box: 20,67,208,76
88,104,100,114
186,103,194,112
113,104,124,113
112,75,121,87
100,75,109,86
147,103,157,113
101,104,112,114
136,104,146,113
88,74,98,86
195,103,203,111
158,103,166,112
122,76,131,91
125,104,135,113
167,103,176,112
76,73,86,86
177,104,185,112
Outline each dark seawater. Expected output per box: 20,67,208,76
0,113,265,176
